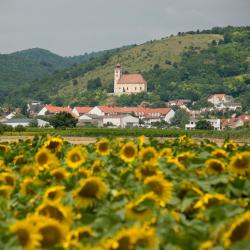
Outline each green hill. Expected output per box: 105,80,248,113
1,26,250,110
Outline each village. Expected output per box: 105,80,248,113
0,64,249,130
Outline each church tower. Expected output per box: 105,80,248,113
114,64,122,93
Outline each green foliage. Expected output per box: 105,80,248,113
170,109,190,128
196,120,213,130
49,112,77,129
14,125,26,132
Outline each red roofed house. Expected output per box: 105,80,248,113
88,106,175,124
208,94,234,106
37,105,72,116
114,64,147,95
72,107,93,118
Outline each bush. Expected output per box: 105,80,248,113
15,125,26,132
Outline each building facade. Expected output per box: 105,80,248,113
113,64,147,95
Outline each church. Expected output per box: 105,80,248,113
113,64,147,95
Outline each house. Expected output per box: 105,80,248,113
87,106,175,123
37,105,72,116
27,101,43,116
113,64,147,95
2,118,33,128
234,115,250,128
72,107,92,118
103,115,139,128
78,114,103,127
185,119,221,130
208,94,234,106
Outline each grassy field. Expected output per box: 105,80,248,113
57,34,223,102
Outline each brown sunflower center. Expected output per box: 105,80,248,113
37,153,48,165
78,230,92,239
38,205,64,222
70,153,81,163
233,157,248,169
99,142,108,152
116,236,131,250
123,146,136,158
148,181,163,196
210,162,223,172
16,228,30,247
141,165,156,177
39,225,62,248
78,181,99,198
142,151,155,161
47,141,60,150
230,220,250,242
48,191,58,200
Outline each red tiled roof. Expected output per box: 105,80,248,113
208,94,225,101
75,107,92,114
96,106,172,116
117,74,146,85
237,115,250,122
45,105,72,113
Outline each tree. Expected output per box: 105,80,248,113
170,109,190,128
50,112,77,129
196,120,213,130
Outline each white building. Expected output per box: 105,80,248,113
103,115,139,128
185,119,221,130
3,118,32,128
113,64,147,95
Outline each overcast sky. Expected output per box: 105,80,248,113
0,0,249,56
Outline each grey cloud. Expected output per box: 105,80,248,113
0,0,249,56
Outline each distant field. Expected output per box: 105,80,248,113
1,127,250,143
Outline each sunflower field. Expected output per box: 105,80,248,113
0,135,249,250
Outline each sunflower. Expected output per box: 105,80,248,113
0,185,14,199
65,226,94,248
13,155,26,165
20,177,40,196
134,225,157,250
139,147,158,162
224,140,238,151
176,151,195,165
36,200,72,224
228,152,250,176
211,149,228,158
223,211,250,247
144,175,173,206
105,227,138,250
125,192,158,221
91,160,103,173
120,142,138,163
194,193,229,210
0,144,10,152
167,156,185,170
135,160,159,181
73,176,108,208
35,148,59,170
20,165,38,176
37,217,68,248
205,158,225,175
65,146,86,169
43,186,65,202
44,137,64,152
198,240,215,250
138,135,146,148
95,138,110,156
10,219,41,250
159,147,172,159
77,168,92,178
0,172,15,186
50,167,70,181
